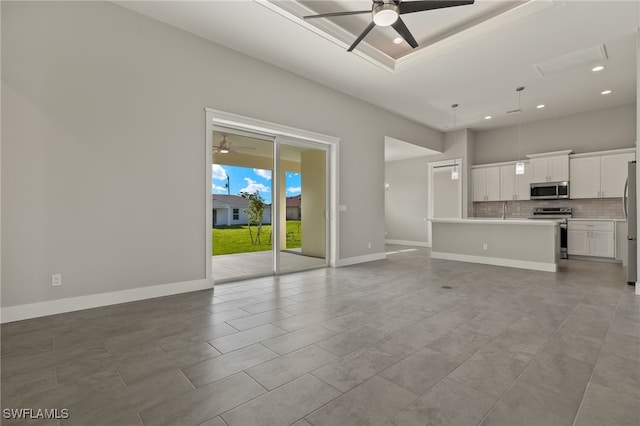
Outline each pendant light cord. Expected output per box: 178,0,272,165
451,104,459,179
517,87,524,162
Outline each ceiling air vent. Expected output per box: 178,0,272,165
534,44,608,77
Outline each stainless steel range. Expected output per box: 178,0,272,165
530,207,572,259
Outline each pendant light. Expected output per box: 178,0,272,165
451,104,459,180
515,87,525,175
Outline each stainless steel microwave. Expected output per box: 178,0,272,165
530,181,570,200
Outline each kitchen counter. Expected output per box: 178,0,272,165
568,218,626,222
431,218,559,272
440,218,562,225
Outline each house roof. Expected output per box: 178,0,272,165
286,195,301,208
212,194,250,208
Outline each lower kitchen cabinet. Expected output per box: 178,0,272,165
567,220,615,258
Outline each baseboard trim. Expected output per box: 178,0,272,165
567,255,620,264
336,252,386,267
430,252,557,273
385,239,429,247
0,278,214,324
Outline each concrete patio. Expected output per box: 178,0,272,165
212,250,327,282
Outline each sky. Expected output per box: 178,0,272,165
212,164,301,204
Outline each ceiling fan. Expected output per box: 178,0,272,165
304,0,475,52
213,135,256,154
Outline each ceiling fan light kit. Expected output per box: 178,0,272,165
304,0,475,52
213,134,256,154
372,3,399,26
219,135,230,153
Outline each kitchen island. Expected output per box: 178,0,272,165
431,218,560,272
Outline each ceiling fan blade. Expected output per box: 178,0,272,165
399,0,474,15
304,10,371,19
347,21,377,52
392,17,418,48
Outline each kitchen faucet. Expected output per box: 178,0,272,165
502,202,507,220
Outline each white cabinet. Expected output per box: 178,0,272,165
569,157,601,198
567,220,615,258
601,153,634,197
570,152,634,199
500,163,531,201
473,167,500,202
530,155,569,183
568,229,590,256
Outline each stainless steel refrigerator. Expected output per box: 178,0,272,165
625,161,636,285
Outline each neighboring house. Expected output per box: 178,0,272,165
286,195,301,220
212,194,271,226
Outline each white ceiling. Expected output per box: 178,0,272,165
117,0,638,134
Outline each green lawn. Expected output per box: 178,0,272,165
212,220,301,255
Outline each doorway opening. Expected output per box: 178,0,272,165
427,158,463,246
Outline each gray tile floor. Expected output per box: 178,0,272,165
2,246,639,425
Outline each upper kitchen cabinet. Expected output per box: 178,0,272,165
500,162,531,201
527,151,571,183
570,149,635,199
472,166,500,202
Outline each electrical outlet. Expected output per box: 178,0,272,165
368,242,372,249
482,243,488,250
52,274,62,287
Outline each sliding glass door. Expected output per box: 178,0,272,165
275,138,328,274
210,131,328,282
211,130,275,282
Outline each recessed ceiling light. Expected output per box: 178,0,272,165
393,37,403,44
592,65,605,72
601,90,612,95
484,116,492,120
536,104,545,109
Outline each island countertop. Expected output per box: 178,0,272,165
431,218,561,225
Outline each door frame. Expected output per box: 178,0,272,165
205,108,339,282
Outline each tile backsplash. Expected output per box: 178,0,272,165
472,198,625,219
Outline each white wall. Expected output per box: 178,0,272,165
384,157,429,245
213,207,271,226
474,104,636,165
384,129,472,245
1,2,442,308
